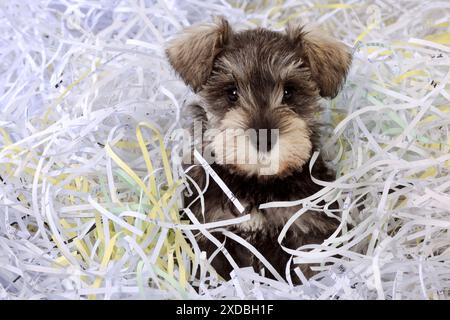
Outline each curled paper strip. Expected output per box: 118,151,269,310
193,149,246,214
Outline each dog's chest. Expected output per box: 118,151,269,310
233,205,298,235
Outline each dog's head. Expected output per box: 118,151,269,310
166,17,351,177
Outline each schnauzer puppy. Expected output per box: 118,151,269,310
166,17,351,282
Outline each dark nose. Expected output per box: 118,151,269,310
249,117,278,152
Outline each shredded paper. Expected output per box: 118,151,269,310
0,0,450,300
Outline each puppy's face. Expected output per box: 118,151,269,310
167,18,351,177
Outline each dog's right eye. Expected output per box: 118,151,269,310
282,85,295,103
226,87,238,103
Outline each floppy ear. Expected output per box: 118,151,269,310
286,25,352,99
166,17,232,92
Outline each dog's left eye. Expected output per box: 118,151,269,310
282,86,295,102
226,87,238,103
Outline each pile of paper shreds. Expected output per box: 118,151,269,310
0,0,449,300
